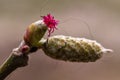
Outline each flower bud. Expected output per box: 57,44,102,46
23,14,59,47
41,35,113,62
24,20,47,47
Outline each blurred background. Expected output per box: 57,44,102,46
0,0,120,80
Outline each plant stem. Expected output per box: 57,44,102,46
0,39,46,80
0,48,28,80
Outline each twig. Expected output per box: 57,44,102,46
0,41,29,80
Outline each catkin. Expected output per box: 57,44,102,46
41,35,113,62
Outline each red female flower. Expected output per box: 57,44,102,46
43,14,59,37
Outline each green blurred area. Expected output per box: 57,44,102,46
0,0,120,80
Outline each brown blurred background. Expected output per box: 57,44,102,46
0,0,120,80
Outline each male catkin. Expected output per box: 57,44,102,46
41,35,112,62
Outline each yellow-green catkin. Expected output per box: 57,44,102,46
41,35,113,62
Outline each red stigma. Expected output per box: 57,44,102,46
43,14,59,37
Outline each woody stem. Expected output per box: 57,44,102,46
0,41,29,80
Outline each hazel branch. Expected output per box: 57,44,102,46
0,41,29,80
0,14,58,80
0,14,113,80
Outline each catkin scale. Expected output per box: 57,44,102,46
41,35,112,62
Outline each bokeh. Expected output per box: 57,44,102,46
0,0,119,80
